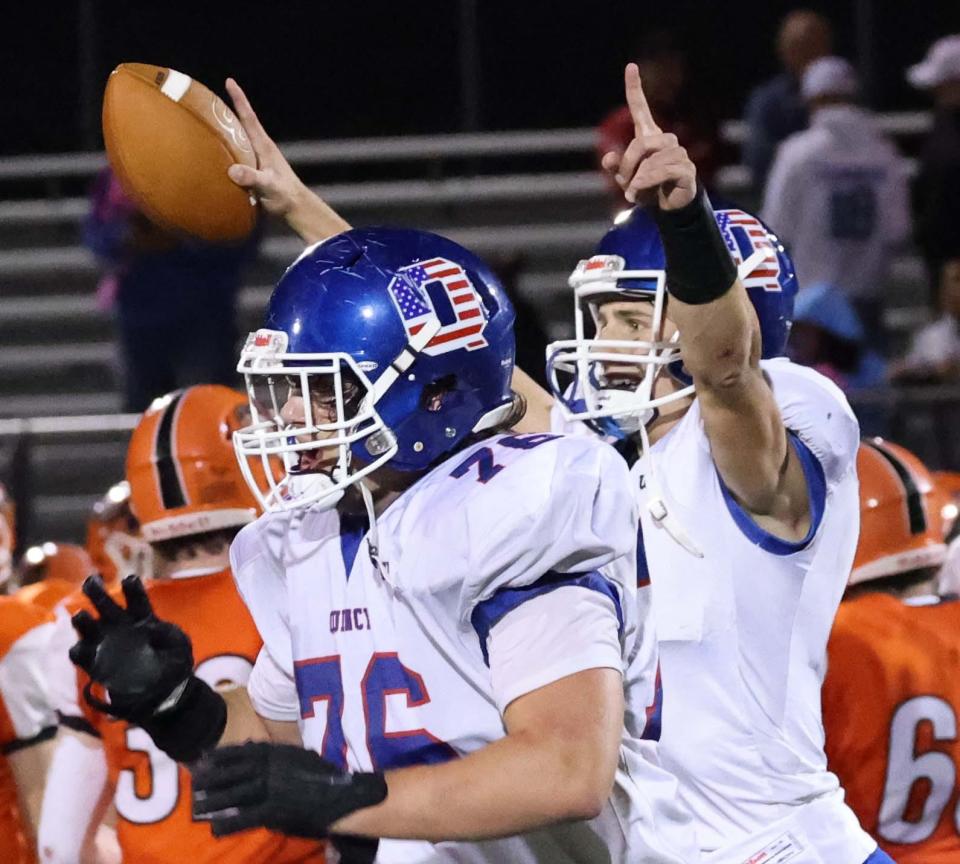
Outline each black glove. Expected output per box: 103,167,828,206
69,574,226,762
191,742,387,843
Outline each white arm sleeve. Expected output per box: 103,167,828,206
486,586,622,714
247,645,300,723
0,622,57,742
46,608,83,719
37,731,108,864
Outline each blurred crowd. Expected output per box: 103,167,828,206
596,16,960,424
0,17,959,861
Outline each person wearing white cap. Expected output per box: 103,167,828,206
762,56,911,351
908,35,960,292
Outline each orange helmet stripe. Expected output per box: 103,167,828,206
153,391,189,509
863,438,926,535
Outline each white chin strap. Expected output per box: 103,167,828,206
359,480,382,577
636,419,703,559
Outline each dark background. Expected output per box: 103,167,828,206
5,0,960,155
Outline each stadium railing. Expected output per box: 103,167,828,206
0,109,943,544
2,382,960,548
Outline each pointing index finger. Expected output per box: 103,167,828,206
624,62,662,137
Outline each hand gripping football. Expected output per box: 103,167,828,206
102,63,259,242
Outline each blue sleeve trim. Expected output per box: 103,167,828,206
471,570,624,666
717,431,826,556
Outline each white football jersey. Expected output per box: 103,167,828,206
634,359,874,862
231,432,699,864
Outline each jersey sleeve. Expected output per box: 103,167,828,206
37,730,108,863
46,608,82,716
0,618,57,751
247,645,300,723
485,585,623,712
763,358,860,488
230,514,295,675
450,435,638,659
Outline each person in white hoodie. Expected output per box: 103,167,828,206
762,56,910,350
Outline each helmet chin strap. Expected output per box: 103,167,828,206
359,479,387,582
636,414,704,559
737,248,769,281
370,317,442,405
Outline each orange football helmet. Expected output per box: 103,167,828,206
127,386,260,542
0,483,14,590
16,542,97,608
851,438,948,586
86,480,152,584
932,470,960,540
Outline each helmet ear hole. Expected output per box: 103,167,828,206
420,374,457,413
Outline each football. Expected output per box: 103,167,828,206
102,63,259,242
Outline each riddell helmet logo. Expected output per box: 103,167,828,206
387,258,489,355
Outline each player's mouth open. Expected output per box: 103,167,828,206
602,367,643,390
291,450,338,474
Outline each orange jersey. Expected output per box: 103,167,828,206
0,597,56,864
823,593,960,863
78,571,323,864
16,578,78,612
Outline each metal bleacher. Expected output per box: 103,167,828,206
0,115,937,545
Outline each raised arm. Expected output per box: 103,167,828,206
225,78,351,244
606,64,809,536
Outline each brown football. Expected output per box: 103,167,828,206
102,63,259,242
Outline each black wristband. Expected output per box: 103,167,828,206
651,186,737,305
139,676,227,763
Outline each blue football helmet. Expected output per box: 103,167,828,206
233,227,516,511
546,204,797,439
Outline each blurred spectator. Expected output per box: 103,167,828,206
14,542,95,610
83,168,260,412
890,257,960,382
85,480,151,585
908,35,960,298
743,9,832,190
788,283,886,391
597,31,723,204
0,484,14,592
762,57,910,351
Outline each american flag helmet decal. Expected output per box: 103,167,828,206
715,209,782,293
387,257,489,355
